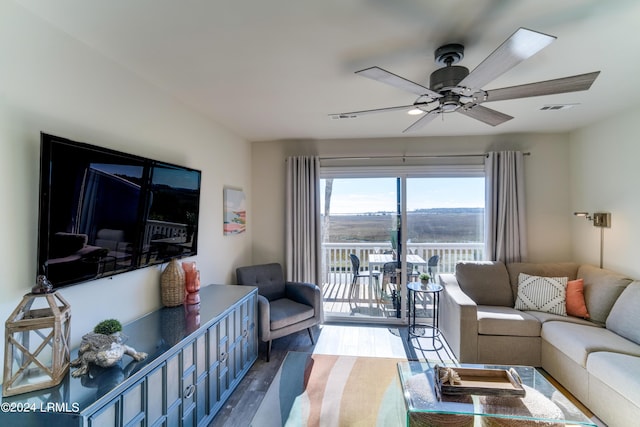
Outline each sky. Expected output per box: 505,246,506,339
320,177,484,214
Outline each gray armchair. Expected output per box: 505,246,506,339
236,263,322,361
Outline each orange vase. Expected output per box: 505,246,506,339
182,261,201,305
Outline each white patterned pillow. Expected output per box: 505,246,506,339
514,273,567,316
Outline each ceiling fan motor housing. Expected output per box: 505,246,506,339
430,65,469,92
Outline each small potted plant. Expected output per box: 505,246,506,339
419,273,430,285
93,318,123,336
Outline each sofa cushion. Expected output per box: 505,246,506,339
606,281,640,345
542,321,640,367
269,298,314,330
524,310,594,327
578,264,633,325
477,305,540,337
506,262,578,298
566,278,589,319
514,273,567,316
455,261,513,306
587,351,640,408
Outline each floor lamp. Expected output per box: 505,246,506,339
574,212,611,268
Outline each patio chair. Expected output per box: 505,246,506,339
382,261,419,316
349,254,380,303
427,255,440,282
236,263,322,362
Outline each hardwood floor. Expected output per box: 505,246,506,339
208,323,456,427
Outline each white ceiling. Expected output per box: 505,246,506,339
15,0,640,142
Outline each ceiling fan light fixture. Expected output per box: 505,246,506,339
439,92,461,112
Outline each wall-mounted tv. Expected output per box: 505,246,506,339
38,133,201,289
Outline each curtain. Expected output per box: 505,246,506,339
485,151,527,263
285,156,321,285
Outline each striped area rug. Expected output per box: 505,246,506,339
250,352,406,427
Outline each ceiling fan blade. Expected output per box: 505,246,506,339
356,66,442,98
457,28,556,91
403,110,439,132
458,105,513,126
329,104,420,119
484,71,600,102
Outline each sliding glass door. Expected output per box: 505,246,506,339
320,168,485,324
320,177,403,322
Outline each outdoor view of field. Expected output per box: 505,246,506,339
322,208,484,243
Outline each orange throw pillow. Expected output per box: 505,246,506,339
566,278,590,319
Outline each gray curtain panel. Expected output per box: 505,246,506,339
485,151,527,263
285,156,321,284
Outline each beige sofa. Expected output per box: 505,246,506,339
439,261,640,427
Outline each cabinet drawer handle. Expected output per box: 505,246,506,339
220,352,228,363
184,384,196,399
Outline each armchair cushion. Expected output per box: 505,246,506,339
236,262,286,301
269,299,315,330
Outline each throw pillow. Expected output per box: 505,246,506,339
566,278,590,319
514,273,567,316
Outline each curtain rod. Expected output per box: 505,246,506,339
319,152,531,161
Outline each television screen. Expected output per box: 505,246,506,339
38,133,201,288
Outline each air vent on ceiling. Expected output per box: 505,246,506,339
540,103,578,111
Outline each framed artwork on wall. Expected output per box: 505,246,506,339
223,187,246,235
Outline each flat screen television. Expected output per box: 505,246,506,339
37,133,201,288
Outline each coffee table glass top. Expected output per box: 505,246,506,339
398,361,596,426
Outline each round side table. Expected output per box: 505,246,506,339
407,281,443,339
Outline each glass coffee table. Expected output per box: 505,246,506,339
397,361,596,426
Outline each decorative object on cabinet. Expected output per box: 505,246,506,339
31,274,53,294
223,187,246,235
93,318,122,335
70,331,147,377
160,258,185,307
182,261,201,304
3,290,71,396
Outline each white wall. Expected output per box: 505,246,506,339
569,107,640,278
0,1,252,374
252,133,574,268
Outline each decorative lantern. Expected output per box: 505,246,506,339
3,290,71,396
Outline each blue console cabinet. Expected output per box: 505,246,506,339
1,284,258,427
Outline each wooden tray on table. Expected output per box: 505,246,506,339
435,365,525,397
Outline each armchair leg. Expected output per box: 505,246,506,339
307,327,315,345
266,340,272,362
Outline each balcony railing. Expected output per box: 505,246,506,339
321,242,484,285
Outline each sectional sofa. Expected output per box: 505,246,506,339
439,261,640,427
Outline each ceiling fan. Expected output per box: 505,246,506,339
331,28,600,132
